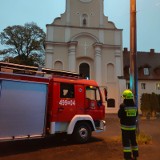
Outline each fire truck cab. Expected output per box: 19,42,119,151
0,62,106,143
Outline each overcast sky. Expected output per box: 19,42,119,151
0,0,160,52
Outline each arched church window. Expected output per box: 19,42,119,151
83,18,86,25
79,63,90,79
82,14,88,26
54,61,63,70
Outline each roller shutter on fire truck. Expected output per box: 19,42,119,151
0,78,48,140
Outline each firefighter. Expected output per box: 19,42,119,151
118,89,139,160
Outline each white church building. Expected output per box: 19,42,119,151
45,0,126,113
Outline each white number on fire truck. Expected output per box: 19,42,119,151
59,99,76,106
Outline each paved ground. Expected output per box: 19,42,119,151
0,114,159,160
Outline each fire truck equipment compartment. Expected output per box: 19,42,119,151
0,79,48,140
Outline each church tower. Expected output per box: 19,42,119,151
45,0,126,113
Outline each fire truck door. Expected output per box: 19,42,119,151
85,86,104,120
56,83,76,122
75,85,85,114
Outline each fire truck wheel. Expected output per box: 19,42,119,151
73,122,92,143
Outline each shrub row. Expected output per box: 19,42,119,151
140,93,160,117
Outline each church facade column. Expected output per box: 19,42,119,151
66,0,71,25
115,49,122,77
45,44,54,68
99,0,104,27
68,41,77,72
93,43,102,85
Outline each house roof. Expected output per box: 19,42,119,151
123,48,160,80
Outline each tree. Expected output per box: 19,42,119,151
0,22,46,66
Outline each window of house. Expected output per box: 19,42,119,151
141,83,146,89
156,83,160,90
126,83,130,89
144,68,149,75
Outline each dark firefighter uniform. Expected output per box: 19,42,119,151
118,89,139,160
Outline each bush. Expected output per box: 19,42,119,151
136,132,152,145
140,93,151,116
140,93,160,118
112,132,152,145
150,92,159,112
157,94,160,112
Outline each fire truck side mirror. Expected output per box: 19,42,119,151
104,88,108,101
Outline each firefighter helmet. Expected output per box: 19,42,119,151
122,89,134,99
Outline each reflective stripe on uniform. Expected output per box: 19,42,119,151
121,124,136,130
125,107,137,117
132,145,138,151
123,147,132,153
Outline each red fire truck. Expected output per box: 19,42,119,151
0,62,107,143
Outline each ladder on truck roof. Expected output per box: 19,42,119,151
0,62,82,78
